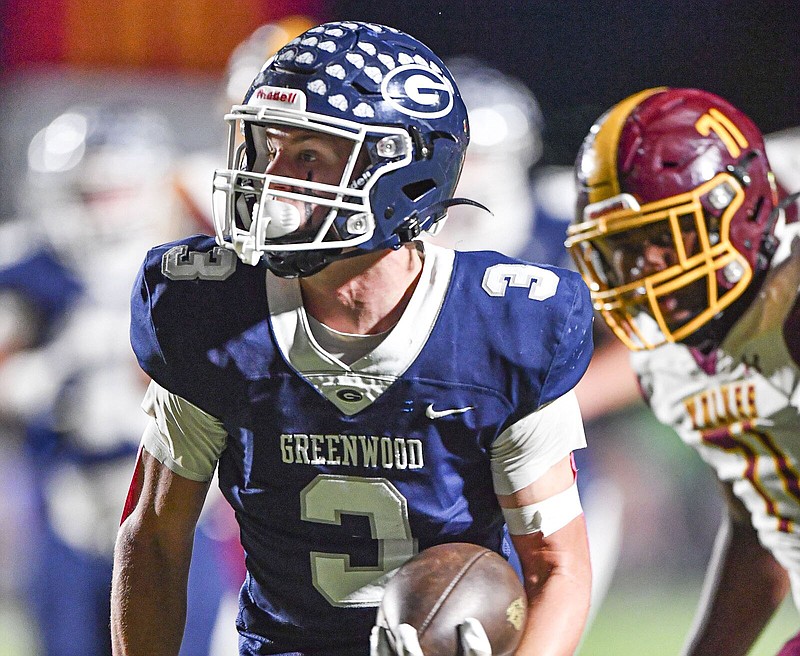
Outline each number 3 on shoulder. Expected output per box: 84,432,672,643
161,244,237,281
481,263,559,301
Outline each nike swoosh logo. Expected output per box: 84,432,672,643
425,404,474,419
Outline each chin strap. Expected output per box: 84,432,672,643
267,197,494,277
394,197,492,243
264,249,342,278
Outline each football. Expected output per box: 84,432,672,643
378,542,527,656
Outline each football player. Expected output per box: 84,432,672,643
567,87,800,655
111,21,595,656
0,106,230,656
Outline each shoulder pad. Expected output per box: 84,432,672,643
452,251,594,408
130,235,267,401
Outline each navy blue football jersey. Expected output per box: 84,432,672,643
131,235,593,655
0,248,83,345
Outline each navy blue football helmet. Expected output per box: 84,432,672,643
212,21,470,276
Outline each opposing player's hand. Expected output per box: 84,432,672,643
370,618,492,656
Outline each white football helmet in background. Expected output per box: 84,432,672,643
429,57,544,255
25,105,178,283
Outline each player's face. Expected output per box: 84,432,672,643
256,125,360,239
602,220,707,329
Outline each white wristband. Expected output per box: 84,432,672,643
502,481,582,537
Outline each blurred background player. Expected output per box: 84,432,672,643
567,86,800,656
432,56,586,270
0,106,232,656
426,56,626,624
428,56,545,258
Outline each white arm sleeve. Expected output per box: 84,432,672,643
490,390,586,495
140,380,228,482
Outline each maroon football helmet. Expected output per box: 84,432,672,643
566,87,780,350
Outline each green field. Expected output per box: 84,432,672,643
579,578,797,655
1,579,795,655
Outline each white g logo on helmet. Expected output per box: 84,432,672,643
381,64,454,118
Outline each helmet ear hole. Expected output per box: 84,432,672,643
402,179,436,202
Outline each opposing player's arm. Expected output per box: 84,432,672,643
680,481,789,656
497,454,591,656
111,448,211,656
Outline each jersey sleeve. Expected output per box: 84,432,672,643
140,380,228,482
489,390,586,495
129,249,169,384
450,252,595,425
538,270,594,406
129,234,271,420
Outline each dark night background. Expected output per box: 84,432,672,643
332,0,800,166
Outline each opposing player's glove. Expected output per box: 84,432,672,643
370,617,492,656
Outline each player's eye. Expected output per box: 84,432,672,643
644,234,671,249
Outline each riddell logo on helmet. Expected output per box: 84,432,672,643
248,86,307,111
256,89,297,103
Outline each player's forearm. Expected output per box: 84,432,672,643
681,514,789,656
111,519,193,656
516,563,591,655
514,520,592,655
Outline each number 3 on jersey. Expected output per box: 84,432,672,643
481,263,559,301
161,244,237,281
301,475,416,607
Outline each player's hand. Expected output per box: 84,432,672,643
458,617,493,656
370,618,492,656
371,623,424,656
